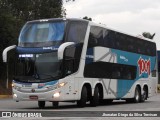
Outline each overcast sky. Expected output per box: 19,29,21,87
64,0,160,50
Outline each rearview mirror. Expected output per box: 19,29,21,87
2,45,16,62
58,42,75,60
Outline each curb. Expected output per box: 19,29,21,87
0,95,12,99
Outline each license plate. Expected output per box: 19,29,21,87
29,95,38,100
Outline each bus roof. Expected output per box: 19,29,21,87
27,18,156,43
88,20,156,43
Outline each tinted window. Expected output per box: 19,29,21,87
67,21,88,43
64,43,83,75
88,26,156,56
19,21,66,47
84,62,137,80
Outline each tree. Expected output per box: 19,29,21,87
142,32,155,39
6,0,65,21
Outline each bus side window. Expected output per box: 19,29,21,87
88,33,98,47
67,21,88,43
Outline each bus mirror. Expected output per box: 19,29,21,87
2,45,16,62
58,42,75,60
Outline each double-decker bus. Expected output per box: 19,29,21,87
3,18,158,108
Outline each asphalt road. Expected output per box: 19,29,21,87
0,94,160,120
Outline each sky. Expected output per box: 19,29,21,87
64,0,160,50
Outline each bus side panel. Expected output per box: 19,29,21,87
94,47,118,99
111,49,157,98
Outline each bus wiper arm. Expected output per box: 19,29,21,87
33,73,54,80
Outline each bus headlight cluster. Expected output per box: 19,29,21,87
14,86,21,90
12,82,21,90
58,82,67,88
47,82,67,90
12,83,15,87
53,92,60,98
13,93,18,98
47,85,58,90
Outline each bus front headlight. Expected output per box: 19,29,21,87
58,82,67,88
47,82,67,90
12,83,15,87
53,92,60,98
13,94,17,98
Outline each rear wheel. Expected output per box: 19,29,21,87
134,86,141,103
77,86,87,107
52,101,59,108
141,87,147,102
38,101,45,109
90,86,100,106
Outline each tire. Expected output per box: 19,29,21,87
141,87,147,102
77,86,87,107
134,87,141,103
90,86,100,107
38,101,45,109
52,101,59,108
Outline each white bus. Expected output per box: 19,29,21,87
3,18,158,108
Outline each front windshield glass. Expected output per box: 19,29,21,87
18,21,65,47
15,52,62,82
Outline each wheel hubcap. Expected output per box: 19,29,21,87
135,90,139,101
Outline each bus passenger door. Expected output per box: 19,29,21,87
62,59,76,100
62,46,75,100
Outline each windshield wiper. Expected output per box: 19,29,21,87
33,73,55,80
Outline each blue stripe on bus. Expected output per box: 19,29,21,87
16,46,59,54
38,80,58,89
111,49,156,98
13,80,58,89
85,48,94,64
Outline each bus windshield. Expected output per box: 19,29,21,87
18,21,65,47
14,52,62,82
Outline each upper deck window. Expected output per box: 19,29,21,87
66,21,88,43
18,21,65,47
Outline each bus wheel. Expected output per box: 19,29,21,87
141,87,147,102
38,101,45,109
134,87,141,103
77,86,87,107
90,86,99,107
52,101,59,108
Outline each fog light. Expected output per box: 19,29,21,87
12,83,15,87
53,92,60,98
13,94,17,98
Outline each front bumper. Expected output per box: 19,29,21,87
12,88,64,102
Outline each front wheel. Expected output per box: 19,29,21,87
77,86,87,107
52,101,59,108
38,101,45,109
